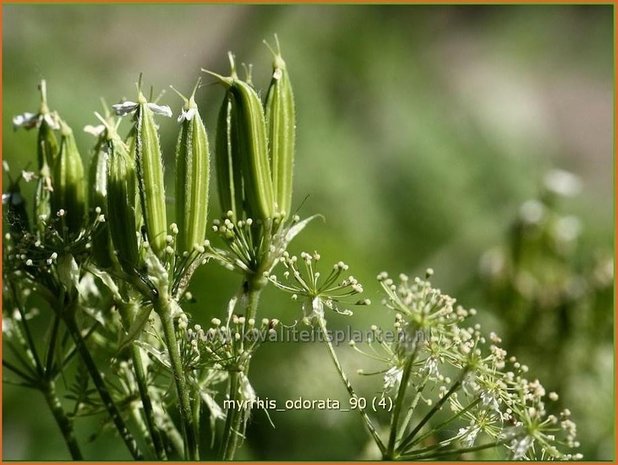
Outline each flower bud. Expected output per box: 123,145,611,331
173,82,210,254
264,39,295,218
51,120,86,235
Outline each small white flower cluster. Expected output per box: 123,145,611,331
357,271,580,460
182,315,280,374
268,251,370,321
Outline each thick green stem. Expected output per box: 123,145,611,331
317,316,386,456
156,296,199,460
41,379,83,460
64,316,143,459
131,345,167,460
219,280,263,460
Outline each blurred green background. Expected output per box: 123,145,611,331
3,4,614,460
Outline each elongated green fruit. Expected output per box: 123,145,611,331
89,135,113,268
204,61,274,221
230,79,275,220
106,130,140,274
34,82,58,232
135,92,168,257
38,118,58,171
174,86,210,254
51,121,86,235
215,92,244,219
264,46,295,217
37,81,59,170
34,161,52,235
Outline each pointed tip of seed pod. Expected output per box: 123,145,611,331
38,79,51,113
201,68,233,88
59,119,72,136
169,85,189,106
264,36,286,70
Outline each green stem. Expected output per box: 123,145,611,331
41,379,83,460
317,316,386,456
400,440,503,460
156,296,199,460
397,372,466,454
45,315,61,375
131,345,168,460
396,374,429,444
407,397,482,449
64,315,143,459
219,280,263,460
386,345,419,459
219,371,241,460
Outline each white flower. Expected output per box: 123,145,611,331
12,112,38,130
148,102,173,118
21,171,36,183
177,107,196,123
511,435,534,459
458,424,481,448
12,111,59,131
384,366,403,390
112,101,139,115
113,100,172,118
83,124,106,137
544,169,582,197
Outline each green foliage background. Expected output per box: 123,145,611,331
3,4,613,460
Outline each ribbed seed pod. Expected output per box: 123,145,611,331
33,161,52,235
215,92,244,219
89,133,114,267
173,85,210,254
205,59,274,221
229,79,274,221
106,130,140,274
51,121,86,235
264,46,295,218
36,81,58,170
135,92,168,257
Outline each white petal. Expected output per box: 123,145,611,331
43,113,60,130
83,124,105,137
112,101,139,116
21,170,36,183
148,103,172,118
177,107,196,123
12,112,38,130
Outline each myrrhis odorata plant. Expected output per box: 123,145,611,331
4,38,581,461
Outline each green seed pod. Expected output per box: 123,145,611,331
51,120,86,235
204,58,275,221
230,79,274,221
88,130,114,268
106,129,140,275
33,161,52,235
36,81,59,170
264,41,295,217
172,82,210,254
215,92,244,220
135,92,168,257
